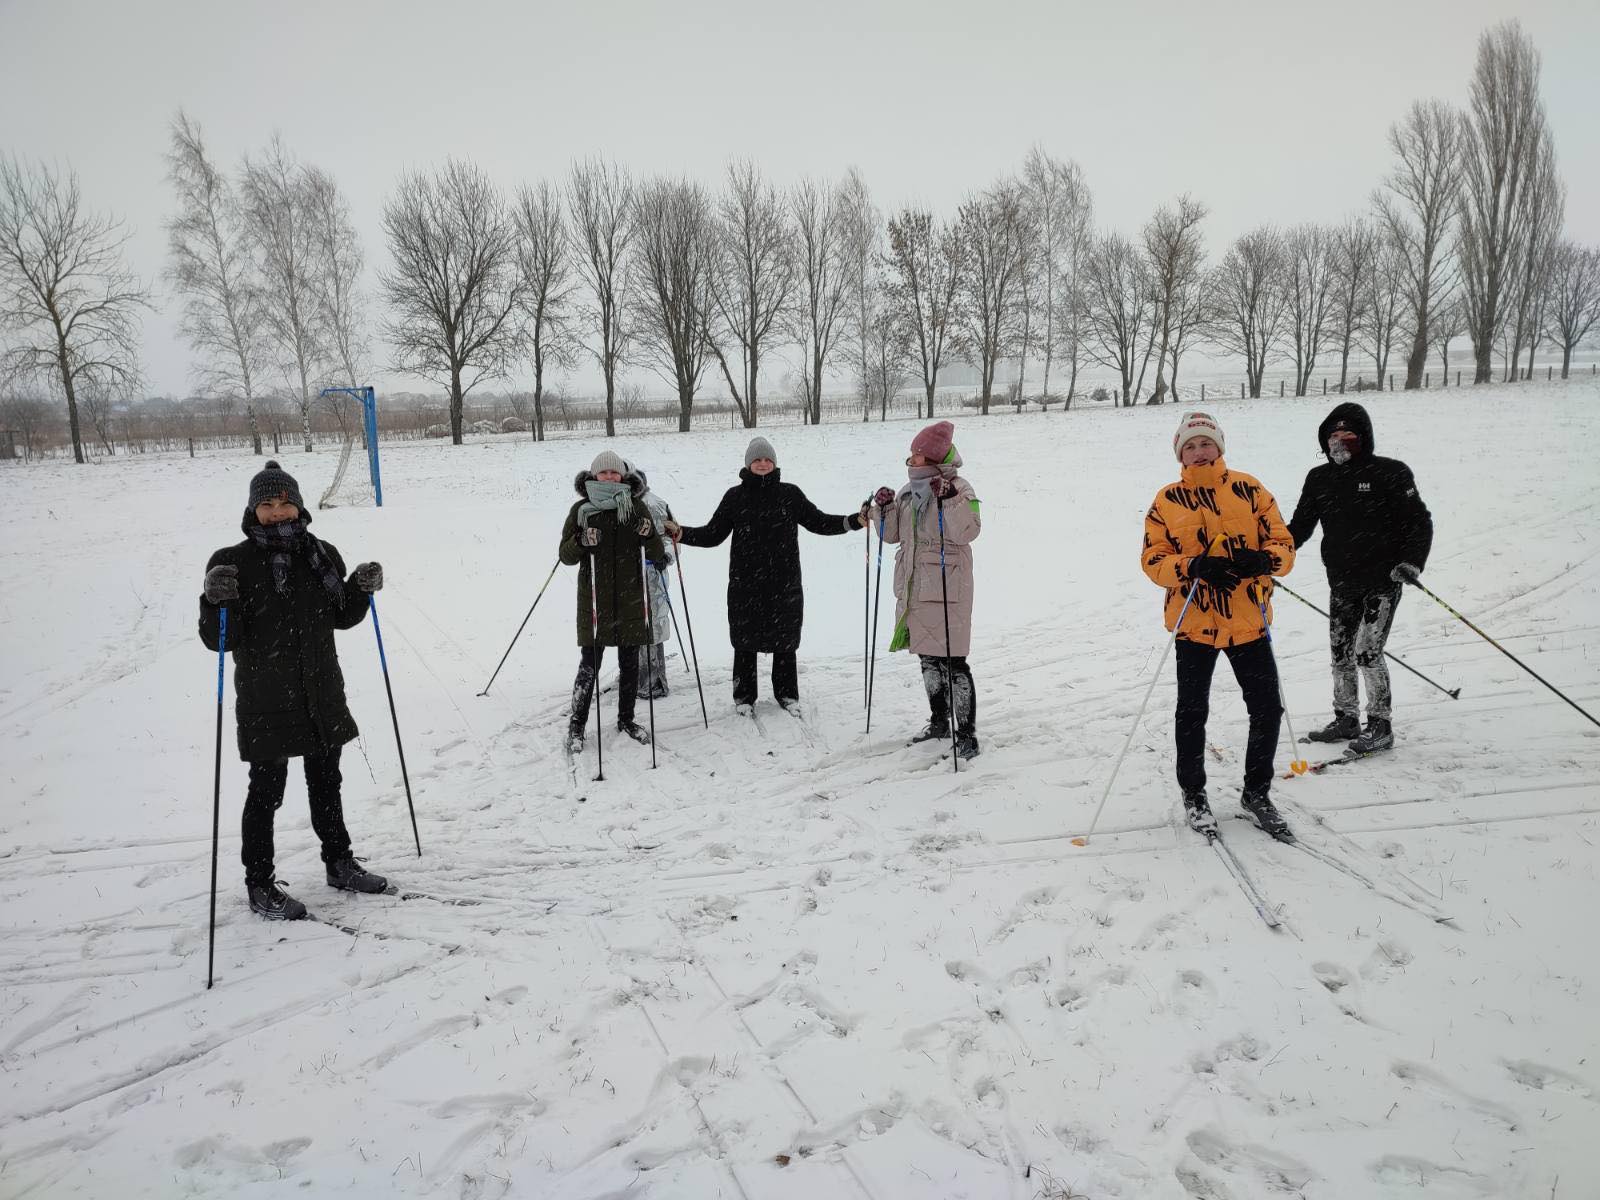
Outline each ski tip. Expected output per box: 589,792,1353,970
1069,836,1088,847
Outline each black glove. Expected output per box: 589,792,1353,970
581,526,601,549
1391,562,1421,584
1229,548,1275,577
353,562,384,593
1186,554,1239,589
203,564,239,605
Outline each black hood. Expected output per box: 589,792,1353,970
1318,402,1374,459
572,470,645,498
739,467,781,487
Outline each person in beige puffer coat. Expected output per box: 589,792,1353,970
869,420,982,759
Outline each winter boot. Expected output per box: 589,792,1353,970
1348,718,1394,755
776,696,800,714
248,880,308,921
1303,713,1360,743
617,718,652,745
954,733,981,760
734,702,755,719
1183,789,1217,834
1240,789,1294,841
326,857,389,894
564,727,585,755
909,718,950,744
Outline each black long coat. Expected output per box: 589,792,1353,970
678,468,861,653
198,516,369,762
558,472,668,648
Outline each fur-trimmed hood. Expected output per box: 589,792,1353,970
572,469,646,498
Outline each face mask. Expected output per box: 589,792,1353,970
1328,440,1352,465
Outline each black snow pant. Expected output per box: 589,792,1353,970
1174,636,1282,796
733,649,797,705
919,654,977,734
570,645,639,733
242,747,352,887
1329,583,1402,722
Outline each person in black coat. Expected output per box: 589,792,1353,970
198,460,388,920
1287,402,1433,754
665,437,866,711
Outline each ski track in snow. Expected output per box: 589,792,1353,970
1,382,1597,1197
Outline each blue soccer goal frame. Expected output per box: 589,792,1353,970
318,385,383,506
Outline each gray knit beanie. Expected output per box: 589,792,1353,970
248,460,305,511
744,437,776,469
590,449,627,476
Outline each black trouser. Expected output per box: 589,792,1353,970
242,747,351,887
570,645,639,731
919,654,977,734
1174,637,1282,795
1329,583,1402,722
733,649,797,705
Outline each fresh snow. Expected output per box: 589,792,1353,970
2,381,1598,1199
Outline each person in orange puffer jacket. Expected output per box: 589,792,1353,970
1141,411,1297,839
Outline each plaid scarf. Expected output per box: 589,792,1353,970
246,516,347,608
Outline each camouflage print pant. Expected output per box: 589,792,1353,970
1329,584,1402,721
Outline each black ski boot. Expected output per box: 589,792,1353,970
617,718,652,745
1183,789,1217,835
326,857,388,894
954,733,981,760
1348,718,1394,755
909,718,950,744
777,696,800,714
1303,713,1360,743
1241,789,1294,841
248,880,308,921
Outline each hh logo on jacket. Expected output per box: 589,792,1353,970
1357,482,1371,492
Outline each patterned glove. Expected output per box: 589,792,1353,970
203,564,239,605
1391,562,1421,584
636,518,654,538
581,527,601,548
353,562,384,593
872,486,895,508
930,477,957,500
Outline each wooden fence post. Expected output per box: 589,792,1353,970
188,438,194,458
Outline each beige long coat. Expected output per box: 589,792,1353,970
878,467,981,657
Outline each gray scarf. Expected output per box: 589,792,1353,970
900,463,956,509
578,479,634,527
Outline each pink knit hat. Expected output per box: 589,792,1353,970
911,420,955,463
1172,411,1225,461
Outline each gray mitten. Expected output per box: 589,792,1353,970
204,564,239,605
353,562,384,592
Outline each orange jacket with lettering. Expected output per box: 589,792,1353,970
1141,458,1296,648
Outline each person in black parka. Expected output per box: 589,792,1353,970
1287,402,1433,755
665,437,866,710
198,460,388,921
559,451,668,751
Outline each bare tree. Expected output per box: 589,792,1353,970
380,159,524,445
568,157,634,437
1505,140,1564,381
1375,99,1463,389
1022,148,1092,402
77,374,120,454
957,179,1031,415
1366,228,1409,387
861,304,910,422
1431,293,1466,382
1282,225,1337,396
837,168,882,421
884,207,965,417
631,176,716,433
0,392,52,459
788,177,853,425
1328,217,1377,393
1083,232,1156,408
1142,194,1208,403
0,156,151,464
1546,241,1600,378
707,160,794,429
1208,227,1287,399
1457,20,1553,384
164,112,267,455
304,165,367,389
512,180,579,441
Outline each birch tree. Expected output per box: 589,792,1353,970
568,157,634,437
1021,148,1092,401
957,179,1031,415
788,176,852,425
837,167,883,421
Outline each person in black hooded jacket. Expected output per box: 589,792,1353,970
198,460,389,921
1287,402,1433,753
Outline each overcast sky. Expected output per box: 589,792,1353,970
2,0,1596,398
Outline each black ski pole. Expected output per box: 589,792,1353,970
1275,581,1461,700
863,516,870,707
664,589,691,675
1404,576,1598,729
674,553,709,729
640,547,657,769
865,510,887,734
370,597,422,856
936,498,958,774
588,554,605,781
477,560,559,697
208,607,227,990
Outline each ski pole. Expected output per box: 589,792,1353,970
369,597,422,856
661,584,690,675
588,554,605,781
640,547,657,769
1275,581,1460,700
863,515,870,707
477,560,560,697
208,607,227,990
674,553,709,729
1074,535,1222,847
936,498,959,774
865,510,888,734
1403,576,1598,729
1259,596,1309,775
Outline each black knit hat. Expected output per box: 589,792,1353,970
248,460,306,511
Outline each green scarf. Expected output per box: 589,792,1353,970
578,479,634,527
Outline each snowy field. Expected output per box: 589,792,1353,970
2,380,1598,1200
